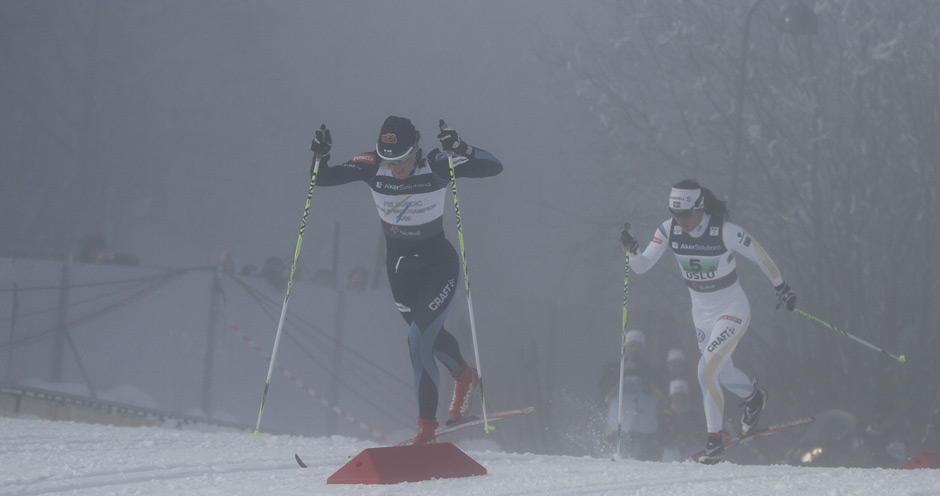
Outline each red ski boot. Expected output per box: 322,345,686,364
447,363,480,426
413,418,439,445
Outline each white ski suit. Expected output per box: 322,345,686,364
629,213,785,433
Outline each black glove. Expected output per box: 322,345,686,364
775,282,796,311
310,124,332,161
619,222,638,254
437,120,468,155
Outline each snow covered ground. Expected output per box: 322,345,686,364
2,417,938,495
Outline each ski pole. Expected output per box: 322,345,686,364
253,153,322,437
793,308,906,363
615,250,630,459
441,119,492,434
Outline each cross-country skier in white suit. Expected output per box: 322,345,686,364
619,179,797,464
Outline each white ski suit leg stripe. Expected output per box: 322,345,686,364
697,308,752,433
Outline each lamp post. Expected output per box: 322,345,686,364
729,1,818,211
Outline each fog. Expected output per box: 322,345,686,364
2,1,939,462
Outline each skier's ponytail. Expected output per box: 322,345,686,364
701,187,729,220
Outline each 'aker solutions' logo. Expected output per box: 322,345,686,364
381,133,398,144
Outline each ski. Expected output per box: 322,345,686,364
295,406,535,467
395,406,535,446
688,416,816,463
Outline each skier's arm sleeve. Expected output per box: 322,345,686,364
630,222,670,274
723,222,785,287
433,147,503,178
315,153,377,186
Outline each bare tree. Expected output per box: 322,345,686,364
557,0,940,429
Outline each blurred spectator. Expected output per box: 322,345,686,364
598,361,621,406
921,405,940,451
657,347,699,411
857,401,909,468
599,331,660,403
76,235,139,266
346,266,368,292
658,379,701,462
602,330,664,402
664,348,685,379
602,330,663,461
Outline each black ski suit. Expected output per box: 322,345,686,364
316,145,502,420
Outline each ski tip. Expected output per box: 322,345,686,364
294,453,308,468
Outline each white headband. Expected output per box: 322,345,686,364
625,329,646,346
669,188,703,211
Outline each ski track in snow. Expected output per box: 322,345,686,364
2,417,938,496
